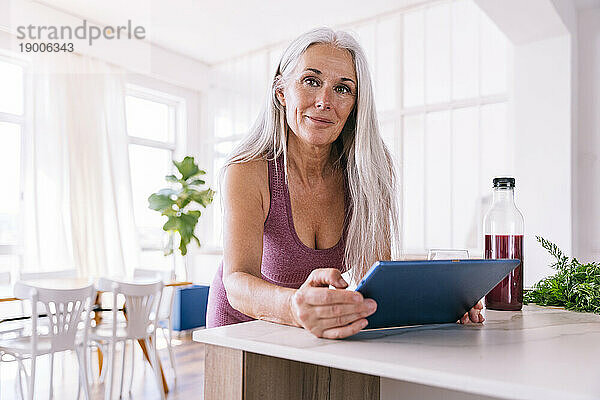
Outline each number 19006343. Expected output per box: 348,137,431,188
19,42,74,52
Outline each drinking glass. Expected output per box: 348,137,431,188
427,249,470,260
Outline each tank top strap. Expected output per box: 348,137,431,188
267,156,286,214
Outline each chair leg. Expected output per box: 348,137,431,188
98,344,107,384
76,347,90,400
15,358,25,400
128,341,134,396
104,341,116,400
28,356,36,400
145,338,166,400
118,342,126,399
48,353,54,400
166,319,177,384
86,345,94,386
76,373,81,400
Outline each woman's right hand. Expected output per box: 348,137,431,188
289,268,377,339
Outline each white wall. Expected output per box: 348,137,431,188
0,0,210,91
477,0,574,286
512,35,572,286
577,7,600,262
478,0,600,285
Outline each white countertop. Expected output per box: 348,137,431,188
194,305,600,400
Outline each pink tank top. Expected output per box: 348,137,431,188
206,156,348,327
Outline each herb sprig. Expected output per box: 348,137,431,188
524,236,600,313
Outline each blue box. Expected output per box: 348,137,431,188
171,285,210,331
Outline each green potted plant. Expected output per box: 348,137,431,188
148,156,215,329
148,156,215,260
524,236,600,313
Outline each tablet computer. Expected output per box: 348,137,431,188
355,259,520,329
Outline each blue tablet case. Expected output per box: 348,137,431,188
355,259,520,329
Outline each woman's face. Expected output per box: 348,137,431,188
277,43,357,147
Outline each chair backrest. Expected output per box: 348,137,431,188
0,271,10,285
20,269,78,281
97,277,163,339
133,269,176,320
14,281,95,353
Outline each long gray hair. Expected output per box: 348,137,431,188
223,27,400,283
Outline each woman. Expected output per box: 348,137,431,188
207,27,484,338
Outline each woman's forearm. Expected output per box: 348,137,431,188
223,271,298,326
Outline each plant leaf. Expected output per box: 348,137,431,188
190,189,215,207
149,156,214,257
192,234,201,247
158,188,178,197
526,236,600,315
165,174,179,183
148,194,175,211
179,236,189,256
173,156,200,181
162,216,179,232
188,210,201,218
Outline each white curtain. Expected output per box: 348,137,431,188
23,53,139,277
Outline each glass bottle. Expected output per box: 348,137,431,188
483,177,524,311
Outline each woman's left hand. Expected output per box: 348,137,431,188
458,300,484,324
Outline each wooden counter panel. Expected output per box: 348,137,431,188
205,344,379,400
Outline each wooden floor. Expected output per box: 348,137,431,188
0,332,205,400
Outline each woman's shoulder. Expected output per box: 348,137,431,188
223,159,270,220
224,159,268,183
223,159,269,197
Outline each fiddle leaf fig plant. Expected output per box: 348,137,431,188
148,156,214,256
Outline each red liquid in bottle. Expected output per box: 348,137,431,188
484,234,523,310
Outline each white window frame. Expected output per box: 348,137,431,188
207,0,511,257
125,84,186,255
0,52,30,273
380,0,511,257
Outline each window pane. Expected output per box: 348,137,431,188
215,140,236,155
129,144,173,248
425,4,451,104
481,12,508,95
139,250,173,270
126,96,172,142
212,156,227,247
452,107,480,249
214,104,235,138
452,0,479,99
0,255,18,274
425,110,451,248
375,16,400,112
268,45,286,77
354,23,377,68
233,92,251,136
0,122,21,245
402,114,425,251
480,103,510,194
248,52,269,119
0,61,24,115
403,9,425,107
379,120,396,155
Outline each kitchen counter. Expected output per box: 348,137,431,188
193,305,600,400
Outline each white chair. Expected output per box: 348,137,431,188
89,277,164,400
0,281,95,400
18,269,80,318
132,268,178,382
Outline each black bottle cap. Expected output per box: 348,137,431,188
493,177,515,188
